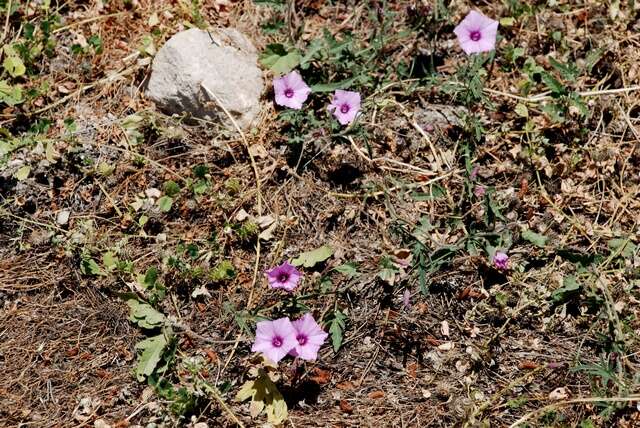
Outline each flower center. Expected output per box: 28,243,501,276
284,88,294,98
272,336,283,347
340,104,350,114
277,273,290,283
296,334,308,345
469,30,481,42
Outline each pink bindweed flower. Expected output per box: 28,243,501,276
266,261,301,292
251,317,298,363
493,251,509,270
273,70,311,109
288,313,328,361
328,89,361,125
454,10,499,55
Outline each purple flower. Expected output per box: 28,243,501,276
454,10,499,55
266,261,301,292
493,251,509,270
474,185,486,197
328,89,361,125
251,317,298,363
288,313,328,361
273,70,311,109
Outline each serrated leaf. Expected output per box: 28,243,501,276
540,71,566,96
127,299,166,329
135,333,168,381
259,44,300,75
236,370,288,425
157,195,173,212
3,55,25,77
292,245,333,268
14,165,30,180
327,310,346,352
549,57,579,82
521,229,548,247
334,262,358,278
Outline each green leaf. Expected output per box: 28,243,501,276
142,267,159,289
377,267,398,285
103,251,118,271
236,369,288,424
540,71,566,96
80,257,104,276
163,180,180,197
127,299,166,329
209,260,235,282
333,262,358,278
291,245,333,268
3,55,26,77
608,238,637,259
521,229,548,247
549,57,579,82
410,184,446,201
310,76,359,93
514,103,528,118
259,44,300,75
157,195,173,212
552,275,581,304
135,333,168,381
0,82,22,105
14,165,30,180
327,310,346,352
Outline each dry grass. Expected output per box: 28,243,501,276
1,0,640,427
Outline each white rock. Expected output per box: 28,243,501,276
147,28,263,130
56,210,71,225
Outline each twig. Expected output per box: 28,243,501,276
95,180,122,217
173,322,239,345
52,11,128,34
508,395,640,427
484,85,640,103
198,376,246,427
348,136,438,176
1,0,11,44
29,64,142,116
107,144,188,183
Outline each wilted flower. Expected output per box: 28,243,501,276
493,251,509,270
470,165,479,180
266,261,301,292
328,89,361,125
454,10,499,55
402,289,411,310
474,185,486,197
273,70,311,109
251,317,298,363
288,313,328,361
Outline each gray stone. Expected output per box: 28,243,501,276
146,28,263,130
